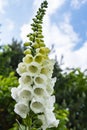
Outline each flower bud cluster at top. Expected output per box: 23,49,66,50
24,0,48,57
11,1,59,130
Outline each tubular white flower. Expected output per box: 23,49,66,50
42,59,55,68
33,86,45,97
44,109,59,128
23,54,33,64
18,86,33,101
14,101,29,118
44,96,55,111
33,85,49,97
46,84,54,95
16,62,27,75
38,114,48,130
11,86,21,102
34,53,44,64
38,110,59,130
30,98,44,113
46,77,56,95
34,74,47,86
40,65,53,78
27,62,40,76
19,72,33,86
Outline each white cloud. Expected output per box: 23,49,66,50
71,0,87,9
60,41,87,71
43,13,80,49
0,0,8,14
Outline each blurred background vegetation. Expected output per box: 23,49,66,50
0,39,87,130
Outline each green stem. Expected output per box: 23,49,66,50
25,114,32,130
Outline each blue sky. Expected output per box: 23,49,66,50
0,0,87,70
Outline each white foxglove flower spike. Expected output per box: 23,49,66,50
11,1,59,129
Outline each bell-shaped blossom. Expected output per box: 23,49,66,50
27,62,40,76
42,59,55,69
14,101,29,118
44,109,59,128
11,86,21,102
23,54,33,64
44,96,55,111
38,114,48,130
18,86,33,101
34,74,47,86
46,77,56,95
16,62,27,75
30,98,44,113
19,72,33,86
40,65,53,78
38,110,59,130
33,85,49,98
34,53,44,64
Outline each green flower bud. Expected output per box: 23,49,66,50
24,49,31,55
24,42,30,46
33,43,39,48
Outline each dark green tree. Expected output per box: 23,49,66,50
53,61,87,130
0,72,19,130
0,38,24,76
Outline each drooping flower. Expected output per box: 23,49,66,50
14,101,29,118
11,85,21,102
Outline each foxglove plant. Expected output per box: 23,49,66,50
11,0,59,129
